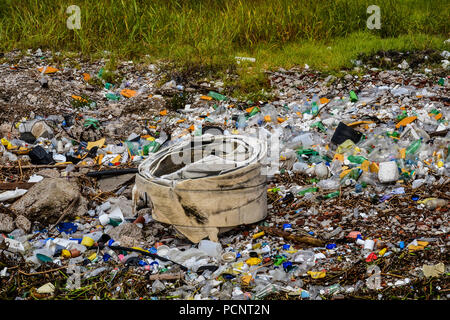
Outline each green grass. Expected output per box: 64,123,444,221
0,0,448,96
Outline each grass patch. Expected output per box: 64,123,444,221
0,0,448,97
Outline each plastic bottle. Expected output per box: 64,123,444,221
347,155,367,164
293,161,309,173
406,139,422,156
323,191,340,199
236,114,247,129
317,178,340,190
298,187,318,196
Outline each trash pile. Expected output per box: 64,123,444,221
0,47,449,300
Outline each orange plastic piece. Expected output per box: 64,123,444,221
333,153,344,162
395,116,417,129
319,97,330,104
71,95,88,103
37,66,59,74
82,73,91,81
369,162,379,173
120,89,137,98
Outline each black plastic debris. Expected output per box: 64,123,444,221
331,122,363,145
28,145,55,165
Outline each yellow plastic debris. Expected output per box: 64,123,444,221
88,252,97,261
1,138,14,150
333,153,344,162
96,154,104,165
241,274,252,285
307,270,326,279
160,109,168,116
252,231,265,239
408,245,425,252
264,115,271,122
252,243,261,250
61,249,71,258
87,138,105,151
71,95,88,103
245,257,262,266
361,160,370,172
378,248,387,257
340,169,352,179
369,162,379,173
111,155,121,163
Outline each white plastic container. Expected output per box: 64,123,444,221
198,240,222,258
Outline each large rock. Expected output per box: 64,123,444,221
0,213,15,233
10,178,86,224
108,196,134,218
107,222,143,247
15,215,32,233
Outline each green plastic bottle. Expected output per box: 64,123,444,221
406,139,421,155
298,187,318,196
347,155,367,164
311,102,319,115
208,91,227,101
146,141,161,154
248,106,260,117
324,191,340,199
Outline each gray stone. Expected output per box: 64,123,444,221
0,213,15,233
107,222,143,246
35,168,60,179
108,196,133,218
10,178,85,224
97,174,135,193
14,215,31,232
